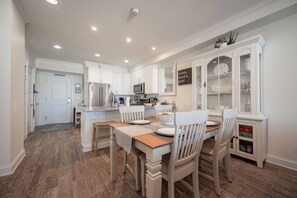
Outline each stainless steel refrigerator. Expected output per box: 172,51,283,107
88,82,113,106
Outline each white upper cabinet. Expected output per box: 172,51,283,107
122,73,131,94
112,72,131,95
159,62,176,96
112,72,123,94
86,67,112,84
100,69,112,84
191,35,265,117
131,68,145,85
86,67,100,83
145,65,159,94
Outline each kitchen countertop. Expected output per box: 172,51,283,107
78,105,154,112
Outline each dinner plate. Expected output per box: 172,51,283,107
207,121,219,127
129,120,151,125
155,128,175,137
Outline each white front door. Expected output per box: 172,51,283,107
46,76,72,124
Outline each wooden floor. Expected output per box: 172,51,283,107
1,125,297,198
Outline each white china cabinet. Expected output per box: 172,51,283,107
191,35,268,168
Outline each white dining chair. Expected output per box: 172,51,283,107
199,108,237,196
140,110,208,198
154,104,173,117
119,105,145,191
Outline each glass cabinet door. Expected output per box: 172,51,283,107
239,54,251,113
195,65,203,109
237,124,255,156
206,56,233,110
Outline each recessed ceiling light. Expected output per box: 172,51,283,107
53,45,62,49
91,26,97,31
152,46,156,51
95,53,101,57
46,0,58,5
126,38,132,43
124,60,129,63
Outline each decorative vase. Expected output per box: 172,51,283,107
244,97,251,112
219,42,228,48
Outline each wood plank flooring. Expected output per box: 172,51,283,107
0,125,297,198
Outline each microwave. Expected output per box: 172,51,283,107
133,83,145,94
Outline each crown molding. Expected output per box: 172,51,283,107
134,0,297,69
13,0,29,23
190,35,265,60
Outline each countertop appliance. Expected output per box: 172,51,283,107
133,83,145,94
88,82,113,106
130,98,149,106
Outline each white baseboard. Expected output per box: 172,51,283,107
0,149,25,176
266,154,297,171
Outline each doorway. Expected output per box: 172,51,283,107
25,64,35,138
46,75,72,124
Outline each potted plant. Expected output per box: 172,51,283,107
227,31,238,45
214,32,238,48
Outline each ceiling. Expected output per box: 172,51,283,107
17,0,295,68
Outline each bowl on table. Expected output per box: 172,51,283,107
158,112,174,125
144,103,153,107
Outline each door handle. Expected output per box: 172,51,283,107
66,97,71,104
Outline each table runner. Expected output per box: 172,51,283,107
114,122,175,153
114,125,154,153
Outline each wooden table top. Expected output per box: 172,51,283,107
110,118,221,149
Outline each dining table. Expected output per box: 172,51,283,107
109,118,220,198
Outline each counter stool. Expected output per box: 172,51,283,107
93,120,117,152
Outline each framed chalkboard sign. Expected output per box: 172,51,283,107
178,68,192,85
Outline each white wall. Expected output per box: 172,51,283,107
25,47,37,67
11,0,25,164
0,0,12,173
36,58,84,74
0,0,25,176
36,70,83,126
238,14,297,168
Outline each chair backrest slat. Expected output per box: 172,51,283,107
170,111,208,168
119,106,145,123
214,108,237,153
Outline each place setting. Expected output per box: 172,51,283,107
128,119,151,125
154,120,219,137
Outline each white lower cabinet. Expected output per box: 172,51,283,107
209,115,268,168
231,118,268,168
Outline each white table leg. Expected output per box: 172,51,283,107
110,127,118,181
145,159,162,198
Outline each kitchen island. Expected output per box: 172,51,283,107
79,106,155,152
